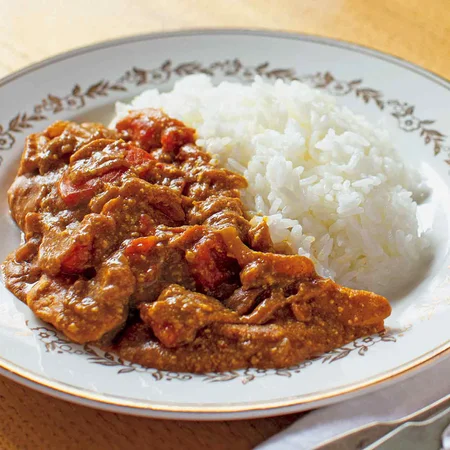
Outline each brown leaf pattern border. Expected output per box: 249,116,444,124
0,59,448,165
30,325,405,384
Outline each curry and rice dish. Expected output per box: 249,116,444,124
2,106,392,373
3,75,428,373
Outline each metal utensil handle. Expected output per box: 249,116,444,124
317,393,450,450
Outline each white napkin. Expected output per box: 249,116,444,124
257,354,450,450
443,422,450,450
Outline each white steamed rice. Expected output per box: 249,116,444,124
112,75,429,295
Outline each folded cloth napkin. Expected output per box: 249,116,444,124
257,353,450,450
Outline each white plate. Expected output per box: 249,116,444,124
0,30,449,420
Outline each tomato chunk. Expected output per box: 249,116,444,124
116,108,195,152
125,236,158,256
59,175,98,208
125,146,154,166
59,169,125,207
60,243,92,274
186,234,239,292
161,126,195,153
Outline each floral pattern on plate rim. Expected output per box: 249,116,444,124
0,59,448,163
0,59,432,382
29,324,407,384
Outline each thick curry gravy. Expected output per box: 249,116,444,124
2,109,391,372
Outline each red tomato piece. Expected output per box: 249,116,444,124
161,126,195,153
125,236,158,256
116,108,194,152
60,243,92,274
59,169,125,207
186,235,239,292
59,174,98,208
125,146,154,166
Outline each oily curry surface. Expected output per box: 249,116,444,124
2,109,391,372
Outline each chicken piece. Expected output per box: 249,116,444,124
312,281,392,327
19,121,118,175
37,214,116,275
2,238,42,302
183,167,248,201
140,284,240,347
187,196,246,225
101,178,186,241
26,251,135,343
8,170,63,229
175,143,211,166
248,220,275,253
124,235,196,304
143,160,186,193
187,195,250,241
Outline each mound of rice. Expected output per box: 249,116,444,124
112,75,429,295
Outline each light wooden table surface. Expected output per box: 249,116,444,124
0,1,449,449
